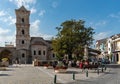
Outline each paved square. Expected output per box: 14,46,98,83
0,64,107,84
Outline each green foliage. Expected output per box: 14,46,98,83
2,58,8,62
56,61,65,67
52,19,95,60
55,54,63,61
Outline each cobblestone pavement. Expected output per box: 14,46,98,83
0,64,110,84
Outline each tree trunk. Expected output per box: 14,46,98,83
68,53,72,60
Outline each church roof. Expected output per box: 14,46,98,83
31,41,46,46
31,37,44,40
31,37,47,46
45,40,52,44
15,5,30,12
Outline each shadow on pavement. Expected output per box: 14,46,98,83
8,66,21,68
0,74,11,76
57,71,79,74
65,79,97,84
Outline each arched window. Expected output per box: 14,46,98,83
22,40,24,44
116,54,119,62
21,18,24,23
53,53,55,58
43,50,45,55
34,50,36,55
38,50,41,55
22,30,25,35
22,53,25,58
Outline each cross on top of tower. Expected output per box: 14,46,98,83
22,0,24,6
18,0,24,6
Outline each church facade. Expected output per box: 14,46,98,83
0,6,54,64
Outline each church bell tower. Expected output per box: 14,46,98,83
15,6,30,63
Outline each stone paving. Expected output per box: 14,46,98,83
0,65,54,84
0,64,109,84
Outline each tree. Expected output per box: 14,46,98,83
52,19,95,60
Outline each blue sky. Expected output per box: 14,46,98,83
0,0,120,46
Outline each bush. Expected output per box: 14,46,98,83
2,58,8,62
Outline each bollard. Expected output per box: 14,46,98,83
97,69,99,75
73,73,75,80
86,70,88,77
102,67,103,72
105,66,107,70
54,74,57,84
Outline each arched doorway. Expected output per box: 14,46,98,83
116,53,119,62
0,49,12,64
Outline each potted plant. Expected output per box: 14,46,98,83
1,58,9,67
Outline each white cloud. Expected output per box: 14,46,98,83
109,14,119,18
30,20,53,40
9,0,13,1
0,10,6,16
95,21,107,26
8,16,16,25
0,27,15,47
0,9,15,25
0,35,15,47
40,34,53,40
9,0,36,9
30,20,40,36
109,12,120,19
109,12,120,20
94,32,110,40
0,27,11,35
109,12,120,22
39,10,46,16
89,20,107,29
1,16,16,25
52,2,58,8
0,10,16,46
30,7,37,14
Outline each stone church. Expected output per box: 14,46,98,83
0,6,54,64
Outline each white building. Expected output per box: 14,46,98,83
96,34,120,64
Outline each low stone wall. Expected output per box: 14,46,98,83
33,60,55,66
0,61,9,67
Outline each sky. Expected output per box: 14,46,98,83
0,0,120,47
